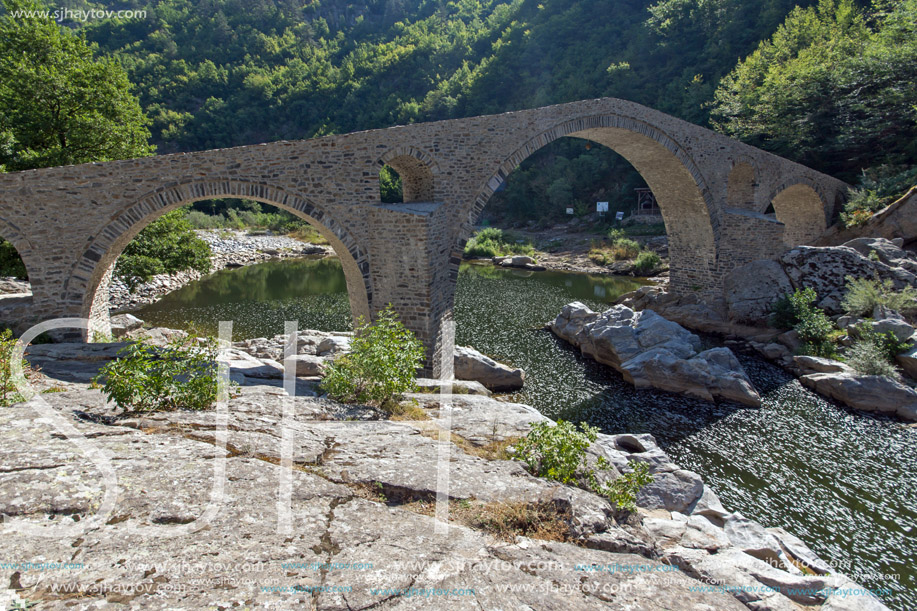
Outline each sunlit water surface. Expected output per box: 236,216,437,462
134,257,917,610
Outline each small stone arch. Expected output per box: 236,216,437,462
0,217,35,281
767,179,829,247
726,161,757,209
461,114,719,296
378,146,438,203
68,180,372,337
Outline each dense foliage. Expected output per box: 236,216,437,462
0,0,154,170
115,210,212,291
712,0,916,187
320,304,425,408
463,227,535,258
770,287,838,357
93,334,222,411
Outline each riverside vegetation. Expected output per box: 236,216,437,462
770,277,916,380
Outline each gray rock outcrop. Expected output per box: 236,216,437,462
799,372,917,420
550,303,761,406
453,345,525,391
7,334,888,611
724,259,794,324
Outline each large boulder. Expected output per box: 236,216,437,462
780,244,917,314
109,313,144,338
453,345,525,391
550,303,761,406
799,372,917,420
724,260,794,324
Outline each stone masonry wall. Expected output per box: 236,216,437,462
0,97,848,372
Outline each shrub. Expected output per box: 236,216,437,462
513,420,653,511
514,420,596,484
610,238,641,260
851,324,911,362
93,335,221,412
841,166,917,228
771,288,838,357
633,251,661,275
795,310,837,358
320,304,425,408
841,276,917,317
463,227,535,259
845,339,901,381
183,209,222,230
0,328,32,406
770,287,819,330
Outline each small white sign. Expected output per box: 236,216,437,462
566,207,574,215
596,201,609,213
615,211,625,221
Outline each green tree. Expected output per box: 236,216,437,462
0,0,154,170
115,211,211,291
320,304,425,408
711,0,917,181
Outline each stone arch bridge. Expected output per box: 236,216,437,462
0,97,847,371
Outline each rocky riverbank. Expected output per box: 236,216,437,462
2,328,890,610
616,237,917,421
108,230,332,311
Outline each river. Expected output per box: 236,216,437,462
134,256,917,610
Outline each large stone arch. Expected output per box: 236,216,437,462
67,179,372,337
460,114,719,295
767,179,829,247
378,146,439,202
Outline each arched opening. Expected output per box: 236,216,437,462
74,181,371,340
378,148,436,203
727,162,756,209
769,183,827,247
379,165,403,203
0,228,34,334
461,117,717,297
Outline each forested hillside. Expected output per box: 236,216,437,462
3,0,913,222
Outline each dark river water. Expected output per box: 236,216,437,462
134,256,917,610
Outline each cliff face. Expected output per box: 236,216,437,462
0,339,888,610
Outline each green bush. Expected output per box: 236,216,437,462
0,328,31,406
845,339,901,381
771,288,837,357
770,287,819,330
320,304,425,408
513,420,653,511
841,276,917,317
633,251,661,275
463,227,536,259
795,310,837,358
851,324,911,362
610,238,641,260
115,210,212,292
93,335,221,412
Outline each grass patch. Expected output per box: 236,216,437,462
387,400,430,421
288,224,330,245
400,497,572,542
464,227,536,259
